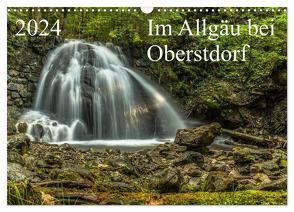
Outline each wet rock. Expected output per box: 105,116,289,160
174,122,222,149
8,133,31,155
31,124,44,140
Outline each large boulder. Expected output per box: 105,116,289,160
174,122,222,149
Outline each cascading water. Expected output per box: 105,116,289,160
18,41,186,146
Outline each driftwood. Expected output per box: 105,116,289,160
221,128,286,148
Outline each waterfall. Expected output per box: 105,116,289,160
19,41,186,144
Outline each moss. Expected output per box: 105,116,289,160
279,159,287,168
163,190,287,205
8,180,287,205
244,155,256,163
203,96,221,109
113,190,287,205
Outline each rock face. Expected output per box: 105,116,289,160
174,122,222,149
7,35,63,109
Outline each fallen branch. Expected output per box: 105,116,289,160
221,128,286,148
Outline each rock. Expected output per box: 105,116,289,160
257,177,287,191
35,153,63,169
173,151,204,167
11,92,20,98
253,173,271,185
232,147,272,164
204,159,229,171
150,167,182,193
181,163,203,177
7,82,18,91
17,122,28,133
174,122,221,149
237,179,257,190
31,124,44,139
268,98,287,134
7,107,21,135
7,162,40,182
220,108,243,127
19,88,32,98
108,158,135,176
8,70,19,77
55,166,96,183
8,133,31,155
44,153,63,167
203,171,236,191
8,151,24,165
250,161,279,175
180,177,201,192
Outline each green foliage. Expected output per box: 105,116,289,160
7,181,43,205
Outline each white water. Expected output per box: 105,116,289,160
18,41,186,146
50,139,169,147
